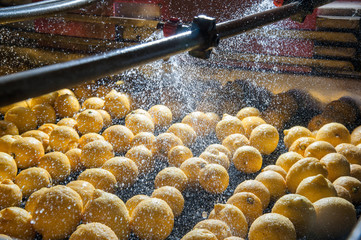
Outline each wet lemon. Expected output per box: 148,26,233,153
0,179,22,210
148,104,173,129
0,152,17,182
194,219,232,240
32,186,83,240
286,157,328,193
351,125,361,146
241,116,266,138
82,189,130,240
205,144,232,161
154,167,188,192
283,126,312,149
125,145,154,175
167,123,196,146
255,170,286,201
69,222,118,240
10,137,44,169
125,109,152,122
102,125,134,153
313,197,356,240
126,194,150,217
38,123,57,136
5,106,37,133
350,164,361,181
0,120,18,137
181,229,217,240
131,198,174,240
320,153,350,182
168,145,193,167
0,207,35,240
304,140,336,160
262,165,287,179
66,180,95,206
199,164,229,194
82,97,104,110
289,137,316,156
49,126,79,153
78,168,117,193
72,83,93,101
153,133,183,158
296,174,337,202
200,149,230,170
0,135,21,154
209,204,248,238
182,111,210,136
334,185,352,202
216,114,245,141
102,157,139,188
234,180,270,209
222,133,249,156
180,157,208,188
76,109,103,134
21,130,50,151
272,194,316,238
125,113,154,135
333,176,361,204
80,140,114,168
275,152,303,172
227,192,262,225
236,107,260,120
65,148,83,172
248,213,296,240
335,143,361,165
31,103,56,125
24,188,47,215
54,94,80,118
38,152,71,183
78,133,105,149
104,90,130,119
14,167,52,198
29,92,58,108
57,118,77,129
131,132,155,150
205,112,220,132
152,186,184,217
316,122,351,147
97,109,112,127
233,146,262,173
249,124,279,155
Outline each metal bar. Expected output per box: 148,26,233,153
0,0,66,11
0,0,98,24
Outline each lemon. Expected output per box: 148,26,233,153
80,140,114,168
0,120,18,137
255,170,286,201
168,145,193,167
275,152,303,172
167,123,196,146
241,116,266,138
0,179,22,210
222,133,249,156
320,153,350,182
125,145,154,175
193,219,232,240
296,174,337,202
154,167,188,192
0,152,17,182
69,222,118,240
304,140,336,159
289,137,316,156
82,97,105,110
216,114,245,141
227,192,262,225
181,229,217,240
152,186,184,217
199,164,229,194
283,126,312,149
31,103,56,126
78,168,117,193
14,167,52,198
10,137,44,169
0,207,35,240
102,157,139,188
76,109,103,134
126,194,150,217
249,124,279,155
233,146,262,173
335,143,361,165
66,180,95,206
102,125,134,153
38,152,71,183
179,157,208,188
234,180,270,209
316,122,351,147
236,107,260,120
4,106,37,133
54,94,80,118
104,90,131,119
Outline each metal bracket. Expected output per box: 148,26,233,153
189,15,220,59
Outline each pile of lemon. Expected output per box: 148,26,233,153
0,81,360,240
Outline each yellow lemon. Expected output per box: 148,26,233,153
275,152,303,172
255,170,286,201
69,222,117,240
78,168,117,193
102,125,134,153
80,140,114,168
102,157,139,188
316,122,351,147
154,167,188,192
320,153,350,182
283,126,312,149
14,167,51,198
199,164,229,194
296,174,337,202
234,180,270,209
249,124,279,155
233,146,262,173
5,106,37,133
0,120,18,137
38,152,71,183
194,219,232,240
0,207,35,240
151,186,184,217
227,192,262,225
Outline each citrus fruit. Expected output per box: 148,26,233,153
14,167,52,198
351,125,361,146
216,114,245,141
131,132,155,150
4,106,37,134
148,104,173,129
65,148,83,172
209,204,248,238
182,111,211,136
304,140,336,159
80,140,114,168
286,157,328,193
350,164,361,181
334,185,352,202
308,114,333,132
21,130,50,151
200,149,230,170
236,107,260,120
296,174,337,202
289,137,316,156
57,117,77,129
102,125,134,153
316,122,351,147
38,152,71,183
131,198,174,240
49,126,79,153
102,157,139,188
248,213,296,240
179,157,208,188
76,109,103,134
227,192,262,225
320,153,350,182
78,168,117,193
272,194,316,238
152,133,183,158
0,135,21,154
0,179,22,210
199,164,229,194
82,189,130,240
249,124,279,155
69,222,117,240
205,144,232,160
29,92,58,108
152,186,184,217
275,152,303,172
10,137,44,169
104,90,131,119
31,103,56,126
255,170,286,201
333,176,361,204
125,145,154,175
32,186,83,240
205,112,220,132
0,120,18,137
97,109,112,127
72,83,93,101
234,180,270,209
125,113,154,135
0,207,35,240
154,167,188,192
283,126,312,149
241,116,266,138
24,188,48,215
222,133,249,156
38,123,57,135
167,123,197,146
168,145,193,167
233,146,262,173
0,152,17,182
81,97,105,110
78,133,105,149
66,180,95,206
126,194,150,217
194,219,232,240
313,197,356,240
181,229,217,240
262,165,287,179
335,143,361,165
54,94,80,118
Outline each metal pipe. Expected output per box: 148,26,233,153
0,0,66,11
0,1,336,107
0,0,97,24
